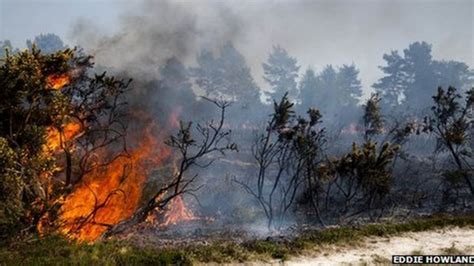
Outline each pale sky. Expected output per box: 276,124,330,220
1,0,473,97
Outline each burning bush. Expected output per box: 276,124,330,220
0,47,131,239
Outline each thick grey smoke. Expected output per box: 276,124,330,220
71,0,243,81
70,0,473,97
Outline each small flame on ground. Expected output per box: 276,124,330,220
162,196,197,227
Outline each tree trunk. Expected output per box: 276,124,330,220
65,150,72,186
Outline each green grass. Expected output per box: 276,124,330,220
0,236,191,265
1,213,473,265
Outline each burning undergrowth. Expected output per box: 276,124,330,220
59,119,170,241
56,104,217,241
28,55,214,242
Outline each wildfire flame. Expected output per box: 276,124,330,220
161,196,197,226
59,122,172,241
44,122,82,153
56,106,202,241
47,74,70,90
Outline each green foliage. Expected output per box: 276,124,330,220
426,87,472,147
336,142,399,197
324,94,399,219
0,46,131,238
0,47,75,238
272,93,295,129
0,138,24,236
188,242,249,263
0,235,191,265
243,240,289,260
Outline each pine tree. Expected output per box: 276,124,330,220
373,50,407,109
337,64,363,107
27,33,65,54
262,45,300,102
191,42,260,102
299,68,321,111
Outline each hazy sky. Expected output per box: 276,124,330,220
1,0,473,97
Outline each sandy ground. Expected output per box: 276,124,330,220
287,227,474,265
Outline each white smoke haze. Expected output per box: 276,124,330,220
68,0,473,98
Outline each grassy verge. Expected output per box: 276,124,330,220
1,213,473,265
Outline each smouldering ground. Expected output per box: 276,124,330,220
287,227,474,265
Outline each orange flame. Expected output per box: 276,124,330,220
44,122,82,153
58,107,202,241
47,74,70,90
162,196,197,227
59,123,171,241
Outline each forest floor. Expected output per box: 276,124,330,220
287,226,474,265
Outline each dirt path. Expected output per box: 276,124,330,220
287,227,474,265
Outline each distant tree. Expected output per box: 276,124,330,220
263,45,300,102
299,64,362,125
0,40,16,58
337,64,363,107
402,42,438,110
299,68,321,110
159,57,197,113
373,51,407,109
219,42,261,102
27,33,65,54
191,42,260,102
314,65,338,115
434,60,473,92
160,57,191,91
191,42,263,123
373,41,473,112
